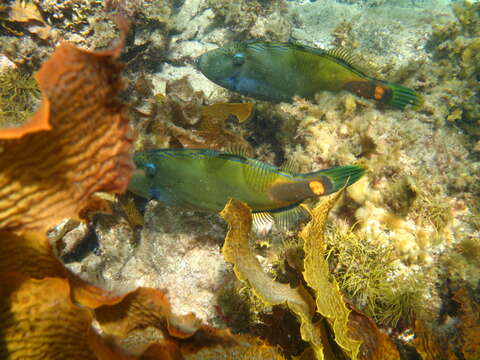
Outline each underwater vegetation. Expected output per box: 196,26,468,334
0,0,479,359
0,22,295,360
0,67,40,128
426,0,480,137
324,222,427,327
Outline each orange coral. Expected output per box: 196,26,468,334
0,33,134,233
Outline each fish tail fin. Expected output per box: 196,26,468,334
344,79,423,110
380,81,424,110
312,165,366,195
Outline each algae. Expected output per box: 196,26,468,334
2,0,476,357
325,222,428,327
0,67,40,128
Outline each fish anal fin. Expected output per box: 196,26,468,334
252,211,275,234
272,204,311,230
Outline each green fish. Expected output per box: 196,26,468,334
128,148,365,229
198,41,423,110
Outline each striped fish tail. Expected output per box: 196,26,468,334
381,81,424,110
316,165,366,194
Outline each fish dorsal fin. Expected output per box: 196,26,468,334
278,157,299,174
272,204,311,230
223,144,253,158
246,41,291,55
324,47,366,73
252,211,275,234
243,158,279,192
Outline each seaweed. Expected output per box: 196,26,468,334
427,0,480,138
325,223,427,327
0,67,40,128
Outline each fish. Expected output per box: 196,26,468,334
197,41,423,110
128,148,365,229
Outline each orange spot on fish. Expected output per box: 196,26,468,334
309,180,325,195
374,85,385,100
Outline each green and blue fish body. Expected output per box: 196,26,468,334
128,148,365,229
198,41,423,110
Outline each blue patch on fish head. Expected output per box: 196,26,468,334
144,162,157,178
232,52,246,66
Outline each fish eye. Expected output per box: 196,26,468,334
232,52,245,66
145,162,156,178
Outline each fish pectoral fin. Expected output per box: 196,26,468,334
252,211,275,234
272,203,311,230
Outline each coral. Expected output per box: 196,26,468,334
0,67,40,128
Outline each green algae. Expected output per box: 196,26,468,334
0,67,40,128
325,223,428,327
